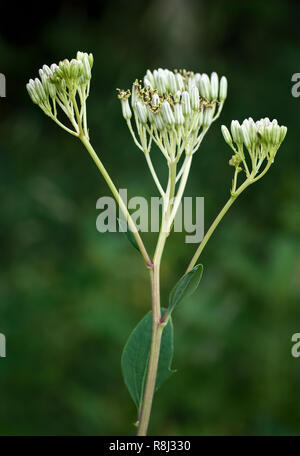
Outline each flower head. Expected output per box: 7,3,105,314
26,51,93,137
118,68,228,160
221,117,287,190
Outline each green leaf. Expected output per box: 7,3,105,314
118,218,139,251
121,308,175,409
168,264,203,316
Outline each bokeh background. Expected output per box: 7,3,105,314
0,0,299,436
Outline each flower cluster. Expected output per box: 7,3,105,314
26,51,93,137
118,68,228,162
221,118,287,191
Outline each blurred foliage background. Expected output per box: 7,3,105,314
0,0,299,436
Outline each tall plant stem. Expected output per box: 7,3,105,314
80,135,152,269
137,231,167,436
137,160,177,436
186,176,253,273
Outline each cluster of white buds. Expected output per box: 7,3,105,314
118,68,228,162
221,117,287,190
26,51,93,137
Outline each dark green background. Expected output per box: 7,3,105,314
0,0,299,435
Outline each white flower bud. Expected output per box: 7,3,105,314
203,106,213,126
248,119,257,144
135,101,148,124
131,83,138,107
38,67,56,99
34,78,47,102
48,84,56,99
146,70,155,88
82,55,91,80
26,80,40,104
182,91,191,115
175,73,184,91
174,90,181,102
75,52,93,75
60,59,71,80
265,125,273,144
156,73,166,95
210,72,219,99
174,103,185,125
143,77,152,89
69,59,80,80
190,86,200,110
188,77,195,94
231,120,243,144
153,112,164,130
38,69,46,83
38,69,48,88
121,98,132,120
153,70,159,88
273,124,281,145
242,124,252,149
50,63,59,76
88,53,94,69
199,73,211,99
168,71,177,94
219,76,228,101
161,101,175,126
194,73,201,90
279,126,287,143
242,119,256,145
221,125,232,145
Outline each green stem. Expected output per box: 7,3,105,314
186,177,253,273
167,154,192,233
136,231,167,436
80,135,152,268
137,160,177,436
49,114,78,136
71,93,84,136
145,152,165,197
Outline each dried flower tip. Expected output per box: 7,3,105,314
151,93,160,108
117,89,131,100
